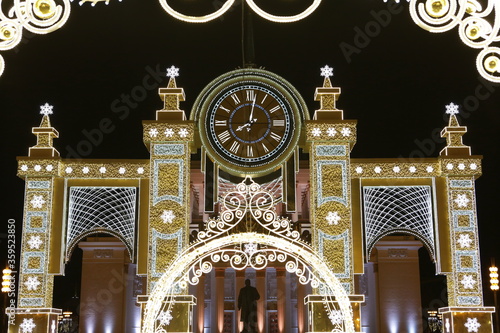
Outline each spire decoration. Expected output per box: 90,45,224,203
314,65,343,120
156,65,186,121
29,103,60,157
440,102,471,156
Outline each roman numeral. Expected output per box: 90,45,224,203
215,120,227,127
273,119,285,127
262,143,269,153
218,130,231,143
219,105,230,113
231,94,240,105
269,105,280,113
246,90,255,102
229,141,240,153
270,132,281,142
261,94,268,104
247,145,254,157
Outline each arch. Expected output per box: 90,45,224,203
142,232,355,333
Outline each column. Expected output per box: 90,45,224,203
79,237,128,333
236,270,245,333
214,268,225,333
276,268,286,333
256,270,266,333
296,280,305,333
374,236,423,333
196,274,205,333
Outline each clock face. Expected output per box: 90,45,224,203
205,83,294,168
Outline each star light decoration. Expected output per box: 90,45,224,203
326,211,341,225
40,103,54,116
244,242,258,255
460,274,477,289
27,235,43,249
30,195,46,209
457,234,473,248
454,194,470,208
20,318,36,333
321,65,334,78
24,276,41,291
445,102,459,116
158,310,173,326
160,210,175,224
464,317,481,333
341,127,351,137
166,66,179,79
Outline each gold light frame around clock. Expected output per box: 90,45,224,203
191,68,308,177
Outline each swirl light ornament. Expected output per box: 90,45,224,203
0,0,71,77
142,177,355,333
158,0,322,23
410,0,500,82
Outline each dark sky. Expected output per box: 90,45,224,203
1,0,499,306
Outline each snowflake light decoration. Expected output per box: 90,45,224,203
328,310,343,325
65,167,73,174
24,276,41,291
326,211,341,225
454,194,470,208
137,167,145,174
327,128,337,136
244,242,258,255
445,102,459,116
160,210,175,224
458,234,473,248
312,128,321,137
341,127,351,137
158,310,173,326
393,166,401,173
178,128,189,138
40,103,54,116
165,128,174,137
464,317,481,332
30,195,46,209
470,163,478,170
320,65,334,78
46,165,54,171
374,166,382,174
82,167,90,174
20,318,36,333
21,165,28,171
446,163,454,170
149,128,159,137
119,167,126,174
34,165,41,171
460,275,476,289
426,166,434,173
409,166,417,173
458,163,466,170
99,167,106,174
28,235,43,249
166,66,180,79
355,167,363,174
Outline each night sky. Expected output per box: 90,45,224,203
1,0,499,310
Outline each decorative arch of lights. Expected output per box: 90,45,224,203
362,186,436,260
142,177,355,333
66,186,137,260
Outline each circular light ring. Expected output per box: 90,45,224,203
458,16,494,49
477,47,500,83
158,0,235,23
0,20,23,51
13,0,71,34
409,0,465,33
245,0,322,23
0,55,4,77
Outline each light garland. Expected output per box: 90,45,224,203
0,0,71,77
157,0,321,23
409,0,500,82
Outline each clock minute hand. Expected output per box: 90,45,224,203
249,95,257,123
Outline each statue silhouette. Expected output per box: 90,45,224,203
237,279,260,333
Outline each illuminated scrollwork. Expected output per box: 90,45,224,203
0,0,70,77
158,0,322,23
410,0,500,82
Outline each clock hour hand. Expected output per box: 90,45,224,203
236,123,251,132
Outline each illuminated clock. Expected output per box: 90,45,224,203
193,68,306,176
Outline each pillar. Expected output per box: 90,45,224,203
196,274,205,333
276,268,286,333
374,236,423,333
236,270,245,333
297,279,305,333
214,268,225,333
79,237,129,333
256,270,265,333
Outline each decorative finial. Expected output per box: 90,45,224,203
40,103,54,116
445,102,459,116
320,65,334,78
166,65,180,79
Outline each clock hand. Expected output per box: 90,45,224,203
249,95,256,123
236,123,251,132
